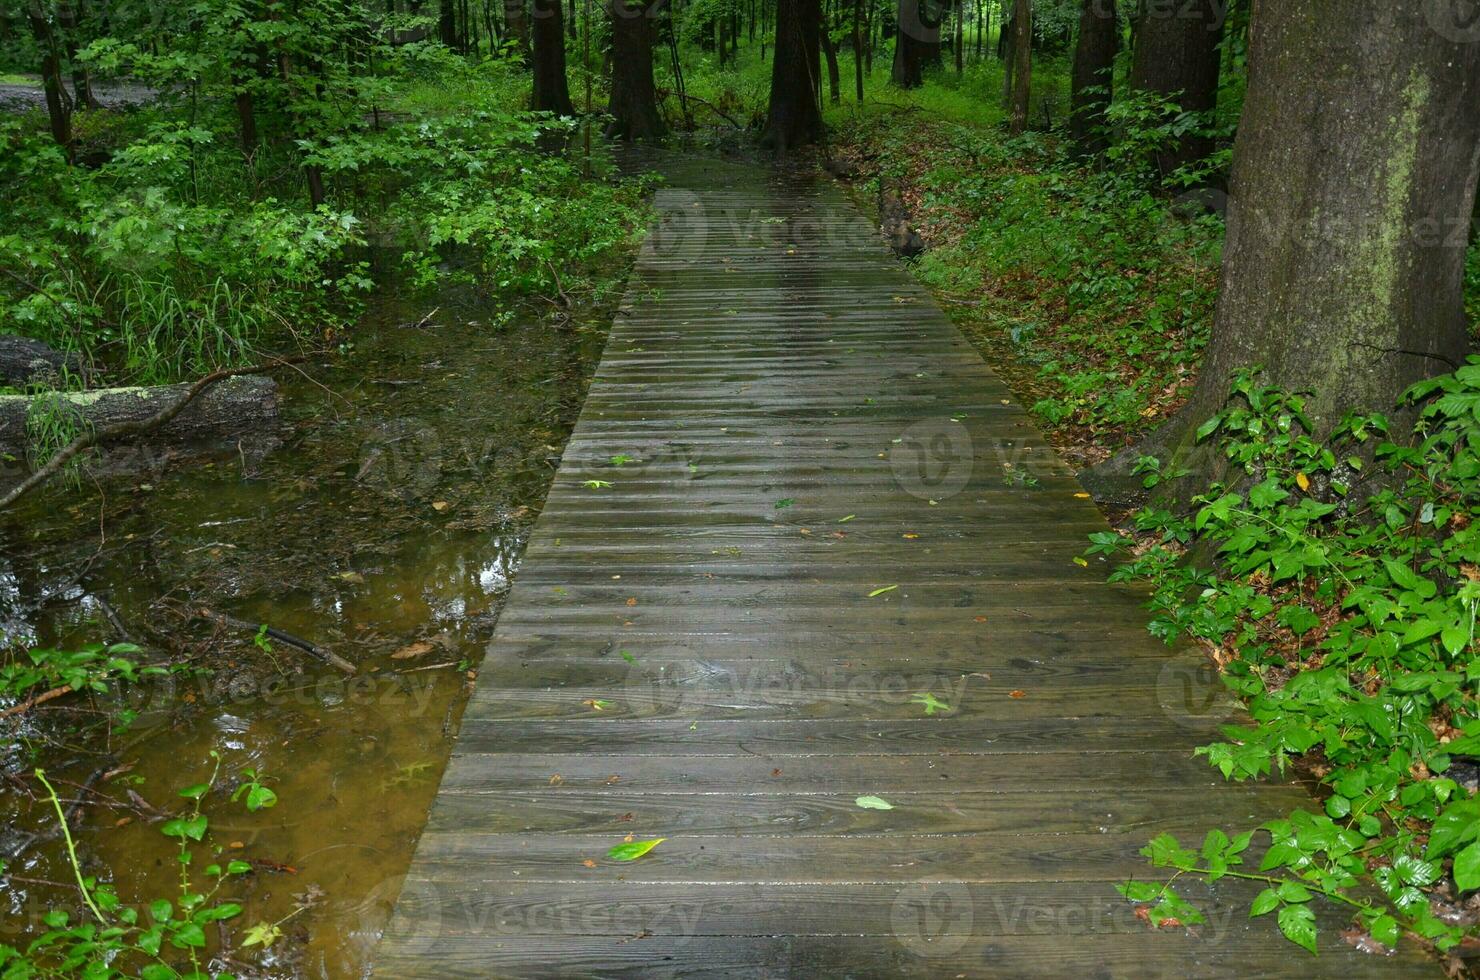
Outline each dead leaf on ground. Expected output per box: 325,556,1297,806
392,640,436,660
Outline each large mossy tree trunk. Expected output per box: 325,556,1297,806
531,0,575,114
1128,0,1224,177
761,0,823,154
606,0,664,139
1068,0,1116,154
1091,0,1480,503
890,0,939,88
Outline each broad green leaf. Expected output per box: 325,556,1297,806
855,795,894,810
1453,840,1480,893
607,838,666,861
1276,902,1317,954
1249,888,1280,917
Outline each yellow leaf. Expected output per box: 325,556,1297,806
1295,472,1311,492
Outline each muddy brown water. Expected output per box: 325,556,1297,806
0,286,612,977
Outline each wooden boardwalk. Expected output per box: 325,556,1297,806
374,161,1431,977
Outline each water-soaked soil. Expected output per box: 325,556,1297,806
0,285,613,976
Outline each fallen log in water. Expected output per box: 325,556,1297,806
0,375,280,456
0,335,82,385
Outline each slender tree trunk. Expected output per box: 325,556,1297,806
762,0,823,154
568,0,577,38
1008,0,1030,132
1068,0,1115,155
606,0,664,138
852,0,864,100
26,0,72,158
531,0,575,112
1096,0,1480,497
822,9,841,103
55,1,98,109
953,0,962,74
1128,0,1224,177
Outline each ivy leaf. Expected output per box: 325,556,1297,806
607,838,666,861
1276,902,1317,954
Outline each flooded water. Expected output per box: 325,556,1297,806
0,285,612,976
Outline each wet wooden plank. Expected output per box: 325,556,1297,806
373,165,1435,976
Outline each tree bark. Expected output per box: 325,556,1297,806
531,0,575,113
891,0,939,87
822,11,841,103
853,0,864,100
762,0,823,154
1008,0,1030,133
606,0,664,139
0,377,280,457
1128,0,1224,177
1092,0,1480,501
1068,0,1116,154
509,0,532,56
0,336,82,386
26,0,72,158
439,0,458,45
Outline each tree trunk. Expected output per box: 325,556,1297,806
506,0,530,56
26,0,72,158
1008,0,1030,133
953,0,962,74
853,0,864,100
606,0,664,139
55,1,98,109
0,336,82,386
1093,0,1480,501
531,0,575,113
822,12,841,103
1128,0,1224,177
762,0,823,154
439,0,458,45
1068,0,1115,154
891,0,938,87
0,377,280,457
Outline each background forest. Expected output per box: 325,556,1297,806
2,0,1480,975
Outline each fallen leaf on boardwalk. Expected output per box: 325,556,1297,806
911,692,950,715
620,651,637,664
868,585,899,597
582,859,597,868
855,795,894,810
431,500,450,512
903,533,919,539
626,597,638,607
1009,690,1028,699
973,616,987,623
1074,492,1091,499
774,498,795,509
583,699,613,711
607,838,665,861
618,812,633,821
831,532,847,539
606,775,621,784
838,514,856,523
392,641,436,660
549,774,564,786
771,768,782,777
1073,557,1089,567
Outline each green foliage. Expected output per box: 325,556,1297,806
1096,365,1480,954
2,752,282,978
1,642,167,704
